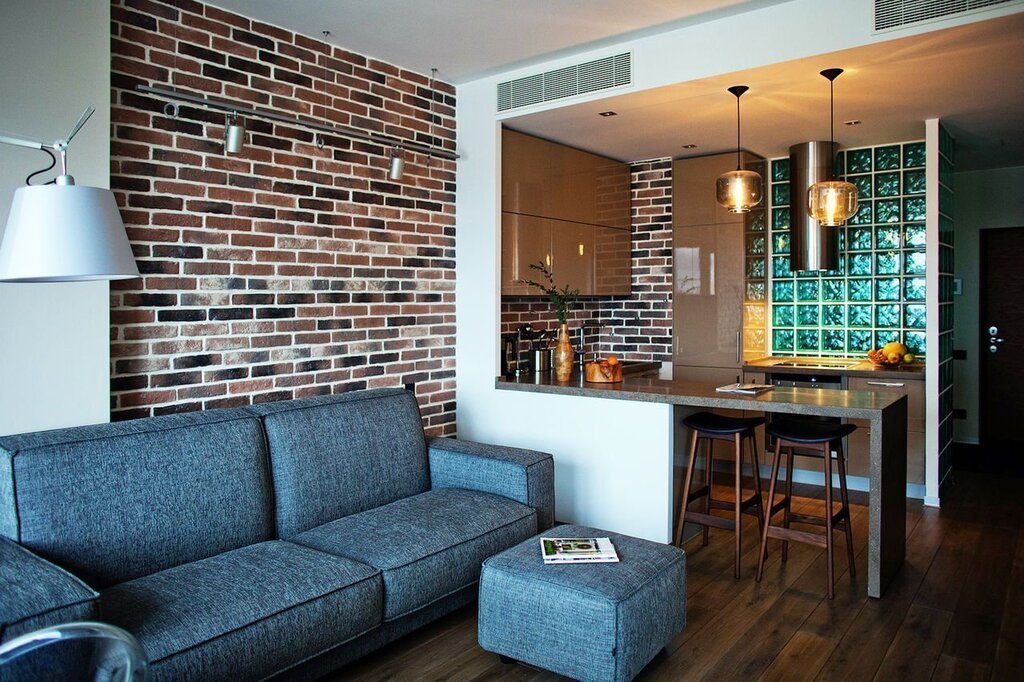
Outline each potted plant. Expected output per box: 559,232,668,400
523,261,579,381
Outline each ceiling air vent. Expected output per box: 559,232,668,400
497,52,632,112
875,0,1019,31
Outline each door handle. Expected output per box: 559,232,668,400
866,381,905,388
735,331,741,364
990,337,1005,344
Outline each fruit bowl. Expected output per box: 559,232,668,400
867,343,914,368
584,356,623,383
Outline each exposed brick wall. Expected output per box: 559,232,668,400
499,159,673,362
109,0,457,435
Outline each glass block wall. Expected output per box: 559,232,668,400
936,123,955,485
743,160,769,361
766,141,928,357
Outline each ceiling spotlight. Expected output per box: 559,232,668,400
224,112,246,154
681,144,698,149
388,147,405,181
844,119,862,126
598,111,618,117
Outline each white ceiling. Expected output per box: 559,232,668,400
207,1,1023,171
506,13,1024,171
206,0,788,83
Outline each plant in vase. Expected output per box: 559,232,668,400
523,261,579,381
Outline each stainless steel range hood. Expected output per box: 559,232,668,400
789,141,839,272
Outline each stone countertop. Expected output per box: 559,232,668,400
495,368,905,420
743,356,926,380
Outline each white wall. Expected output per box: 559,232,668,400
952,166,1024,444
0,0,112,435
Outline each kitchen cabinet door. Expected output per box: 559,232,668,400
551,220,595,294
593,226,631,295
848,377,925,431
501,212,552,295
672,221,744,368
502,129,550,218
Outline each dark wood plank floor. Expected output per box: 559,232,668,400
334,471,1023,681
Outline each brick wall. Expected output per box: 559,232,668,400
499,159,673,362
109,0,457,435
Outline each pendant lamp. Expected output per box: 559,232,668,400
808,69,858,226
715,85,762,214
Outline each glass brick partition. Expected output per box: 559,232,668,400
765,141,928,357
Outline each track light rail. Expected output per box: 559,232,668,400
135,84,459,161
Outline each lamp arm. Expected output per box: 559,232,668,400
0,133,47,151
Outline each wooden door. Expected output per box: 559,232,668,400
980,226,1024,447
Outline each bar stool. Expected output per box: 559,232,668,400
674,411,766,579
756,419,857,599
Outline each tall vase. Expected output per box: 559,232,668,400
554,323,574,382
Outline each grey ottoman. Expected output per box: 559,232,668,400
478,525,687,682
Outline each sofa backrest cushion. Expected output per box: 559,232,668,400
246,389,428,537
0,410,273,589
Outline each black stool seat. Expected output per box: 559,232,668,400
682,411,766,435
766,420,856,444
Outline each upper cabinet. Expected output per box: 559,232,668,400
501,128,632,295
502,129,630,230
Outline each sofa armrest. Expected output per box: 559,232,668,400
427,438,555,531
0,537,99,642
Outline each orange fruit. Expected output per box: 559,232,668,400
606,355,619,365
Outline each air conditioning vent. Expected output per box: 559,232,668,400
496,52,633,112
875,0,1019,31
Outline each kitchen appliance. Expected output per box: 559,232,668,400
765,370,846,457
769,359,858,370
502,324,556,376
789,141,839,272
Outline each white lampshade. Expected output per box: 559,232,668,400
0,184,140,282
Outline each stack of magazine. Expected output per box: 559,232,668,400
540,537,619,564
715,382,774,395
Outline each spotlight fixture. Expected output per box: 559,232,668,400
388,147,405,181
844,119,861,126
808,68,859,226
224,112,246,154
715,85,763,214
681,144,698,149
598,111,618,117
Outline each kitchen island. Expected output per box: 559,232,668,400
495,369,907,598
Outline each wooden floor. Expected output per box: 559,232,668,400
335,471,1023,681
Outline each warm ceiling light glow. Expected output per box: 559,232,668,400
808,69,858,226
715,85,763,214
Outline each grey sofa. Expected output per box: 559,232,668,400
0,388,554,680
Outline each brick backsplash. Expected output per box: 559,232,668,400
499,159,673,363
109,0,457,434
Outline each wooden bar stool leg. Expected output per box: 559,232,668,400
823,441,835,599
782,446,794,562
756,437,783,583
748,432,765,537
702,438,713,547
835,438,856,578
733,432,742,579
674,429,700,547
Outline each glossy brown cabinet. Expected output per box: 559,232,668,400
847,377,926,485
502,213,630,295
672,151,765,372
501,128,631,295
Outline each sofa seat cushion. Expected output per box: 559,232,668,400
293,488,538,621
102,541,381,680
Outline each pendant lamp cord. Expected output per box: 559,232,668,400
830,76,835,180
735,92,741,171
